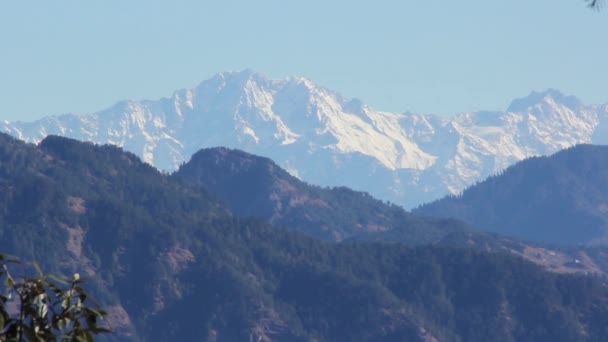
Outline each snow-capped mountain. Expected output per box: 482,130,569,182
2,70,607,208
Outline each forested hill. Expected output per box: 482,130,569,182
174,147,474,243
2,133,608,341
174,146,608,275
416,144,608,246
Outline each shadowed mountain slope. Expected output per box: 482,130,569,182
2,133,608,341
175,147,608,276
174,147,473,243
416,145,608,246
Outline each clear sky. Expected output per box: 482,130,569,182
1,0,606,121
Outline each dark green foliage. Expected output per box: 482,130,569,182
416,145,608,246
173,146,599,275
0,254,110,341
2,133,608,341
174,147,477,243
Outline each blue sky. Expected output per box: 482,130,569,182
1,0,606,121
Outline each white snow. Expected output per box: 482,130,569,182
3,71,606,209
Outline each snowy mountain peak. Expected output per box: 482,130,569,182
507,89,584,112
213,69,259,83
2,72,607,209
172,71,437,172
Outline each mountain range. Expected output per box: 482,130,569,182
3,70,607,208
3,132,608,341
174,146,608,275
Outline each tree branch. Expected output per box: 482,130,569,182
586,0,604,10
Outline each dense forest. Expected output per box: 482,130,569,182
2,133,608,341
174,147,476,243
416,145,608,246
175,146,608,276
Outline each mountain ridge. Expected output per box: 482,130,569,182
416,144,608,246
174,146,473,242
174,145,608,275
3,70,607,208
3,132,608,341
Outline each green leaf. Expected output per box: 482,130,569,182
32,261,44,277
62,298,70,310
47,273,69,285
92,327,112,334
84,329,94,342
73,286,86,294
0,253,20,264
45,281,63,296
5,276,13,289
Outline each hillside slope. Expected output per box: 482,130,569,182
174,147,473,242
416,145,608,246
175,146,608,275
2,133,608,341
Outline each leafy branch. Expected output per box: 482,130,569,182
0,254,110,341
